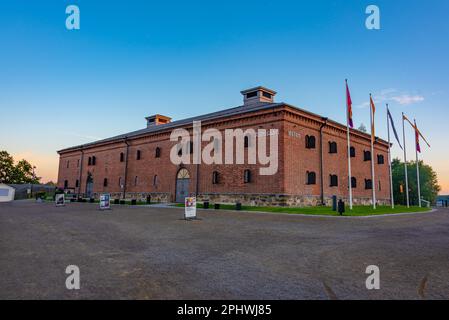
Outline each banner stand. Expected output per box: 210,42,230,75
184,196,200,221
55,194,65,207
99,193,111,211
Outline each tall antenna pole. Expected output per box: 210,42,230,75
414,119,422,207
346,79,353,210
402,112,410,208
370,94,376,209
386,104,394,208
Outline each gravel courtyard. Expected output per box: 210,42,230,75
1,201,449,299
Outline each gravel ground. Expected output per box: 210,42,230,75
1,201,449,300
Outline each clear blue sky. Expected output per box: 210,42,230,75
0,0,448,192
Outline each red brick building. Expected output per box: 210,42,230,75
57,87,391,206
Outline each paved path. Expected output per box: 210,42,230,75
1,201,448,299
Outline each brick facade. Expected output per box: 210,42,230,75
57,87,391,207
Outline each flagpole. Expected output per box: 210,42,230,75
346,79,353,210
386,104,394,209
414,119,422,207
370,94,376,209
402,112,410,208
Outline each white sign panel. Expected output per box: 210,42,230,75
100,193,111,210
184,197,197,219
55,194,65,206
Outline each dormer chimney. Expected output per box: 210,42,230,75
145,114,172,128
241,86,276,106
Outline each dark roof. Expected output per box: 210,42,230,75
58,102,284,153
58,101,387,153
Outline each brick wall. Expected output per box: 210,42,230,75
57,104,390,206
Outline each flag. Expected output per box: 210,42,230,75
387,108,403,150
415,122,421,153
370,95,376,142
346,81,354,128
403,114,431,148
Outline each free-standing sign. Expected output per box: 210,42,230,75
184,197,197,219
100,193,111,210
55,194,65,206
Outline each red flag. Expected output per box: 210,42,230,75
404,114,430,148
415,120,421,153
346,81,353,128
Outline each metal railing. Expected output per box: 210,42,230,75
420,199,430,208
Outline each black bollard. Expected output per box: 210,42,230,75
338,199,345,215
332,195,337,211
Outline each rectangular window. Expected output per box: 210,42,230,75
364,151,371,161
330,175,338,187
244,170,251,183
377,154,385,164
329,142,337,154
262,91,272,99
246,92,257,99
365,179,373,190
350,147,356,158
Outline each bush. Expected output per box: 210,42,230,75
35,191,46,200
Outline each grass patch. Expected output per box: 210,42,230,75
173,203,429,216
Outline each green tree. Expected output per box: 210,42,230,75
0,150,41,184
0,150,15,183
391,158,440,205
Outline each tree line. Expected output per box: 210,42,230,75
0,150,41,184
391,158,440,205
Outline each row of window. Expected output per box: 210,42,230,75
64,175,160,189
65,171,379,190
305,135,385,164
82,148,163,167
98,138,247,162
211,169,252,184
305,171,380,190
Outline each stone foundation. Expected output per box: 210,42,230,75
197,193,391,207
92,192,170,203
90,191,390,207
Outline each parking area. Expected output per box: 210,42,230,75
1,201,449,299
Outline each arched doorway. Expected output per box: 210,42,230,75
86,173,94,198
175,168,190,202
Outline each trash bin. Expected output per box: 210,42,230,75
214,203,220,210
338,199,345,215
235,202,242,210
131,199,137,205
332,195,337,211
203,201,209,209
114,199,120,205
146,195,151,204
